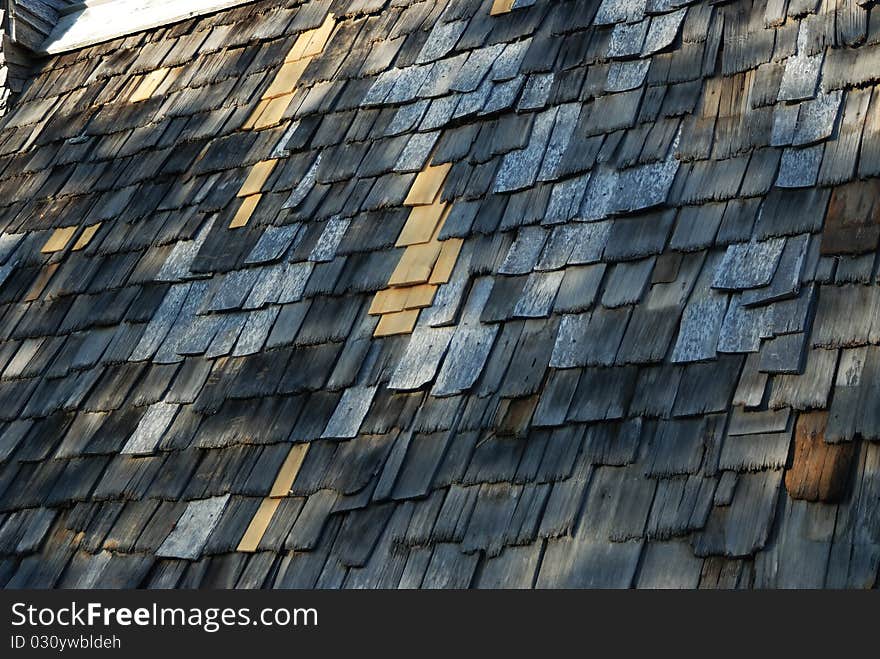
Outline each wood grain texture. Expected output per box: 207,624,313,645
786,411,856,502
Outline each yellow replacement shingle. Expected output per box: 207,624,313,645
490,0,516,15
285,33,312,63
388,241,443,286
374,309,419,337
115,76,141,104
287,13,336,61
24,263,59,302
270,443,309,497
72,222,102,251
236,443,310,552
242,98,270,130
229,194,261,229
129,68,169,103
154,66,183,98
236,498,281,553
302,13,336,57
429,238,464,284
252,92,295,130
404,283,438,309
404,163,452,206
396,201,449,247
369,287,410,315
264,58,309,98
369,284,438,315
238,159,278,197
41,226,77,253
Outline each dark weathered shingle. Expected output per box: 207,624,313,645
0,0,879,590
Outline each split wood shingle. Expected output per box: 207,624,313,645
0,0,879,589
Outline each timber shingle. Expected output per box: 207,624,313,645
0,0,879,590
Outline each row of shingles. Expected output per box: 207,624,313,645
672,0,831,405
708,413,880,588
326,113,534,586
0,9,205,588
159,0,512,588
115,10,341,461
652,6,833,576
369,0,617,457
588,3,844,584
682,0,880,342
243,149,478,576
776,34,880,588
0,0,310,231
471,0,704,444
0,15,215,209
0,0,326,588
161,5,441,570
336,419,742,587
0,0,301,227
676,0,820,438
808,15,880,449
227,366,764,583
0,42,172,588
0,0,294,428
460,0,694,460
0,7,296,458
180,14,372,558
54,20,320,592
174,0,462,397
423,0,692,468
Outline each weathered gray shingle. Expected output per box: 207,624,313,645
5,0,880,591
157,495,230,560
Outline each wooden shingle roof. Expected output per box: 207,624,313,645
0,0,879,589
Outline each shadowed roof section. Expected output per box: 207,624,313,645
0,0,879,589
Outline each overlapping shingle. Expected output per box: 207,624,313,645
0,0,879,590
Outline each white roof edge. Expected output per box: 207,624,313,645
40,0,258,55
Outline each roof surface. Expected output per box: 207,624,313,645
41,0,259,54
0,0,879,589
